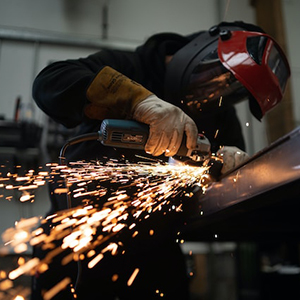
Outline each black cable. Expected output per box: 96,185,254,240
58,131,101,296
59,132,100,165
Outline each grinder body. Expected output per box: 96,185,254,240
99,119,211,162
61,119,222,178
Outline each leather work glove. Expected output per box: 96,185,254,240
217,146,250,174
85,66,198,157
133,95,198,156
85,66,153,120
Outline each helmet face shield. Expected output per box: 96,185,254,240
185,59,249,113
164,27,291,120
218,31,291,119
267,42,290,93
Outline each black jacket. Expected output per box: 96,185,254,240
33,32,245,163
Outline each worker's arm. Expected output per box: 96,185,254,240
33,58,100,128
86,66,198,156
33,57,198,156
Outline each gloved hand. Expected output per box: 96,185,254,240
133,95,198,156
217,146,250,174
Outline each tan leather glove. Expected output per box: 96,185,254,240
217,146,250,174
85,66,152,120
85,66,198,157
133,95,198,156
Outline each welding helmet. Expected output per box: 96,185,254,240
164,22,291,120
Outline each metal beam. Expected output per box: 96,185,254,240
183,125,300,241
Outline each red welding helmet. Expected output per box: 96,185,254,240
164,22,291,120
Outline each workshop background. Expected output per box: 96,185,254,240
0,0,299,299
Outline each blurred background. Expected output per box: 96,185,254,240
0,0,299,299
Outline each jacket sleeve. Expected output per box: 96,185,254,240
33,56,100,128
32,51,152,128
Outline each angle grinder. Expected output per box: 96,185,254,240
60,119,223,178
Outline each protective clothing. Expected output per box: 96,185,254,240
85,66,199,156
85,66,152,120
165,21,290,120
133,95,198,156
217,146,250,174
33,28,246,158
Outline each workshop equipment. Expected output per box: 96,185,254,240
0,120,42,148
60,119,212,164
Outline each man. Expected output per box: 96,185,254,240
31,21,290,299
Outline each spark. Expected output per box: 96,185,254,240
214,129,219,139
127,268,140,286
88,253,104,269
218,96,223,107
0,279,13,290
8,258,40,280
0,158,210,298
0,271,6,279
112,274,119,282
156,289,165,297
20,193,34,202
43,277,72,300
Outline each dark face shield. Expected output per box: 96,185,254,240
184,60,249,114
164,28,291,120
267,43,290,94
